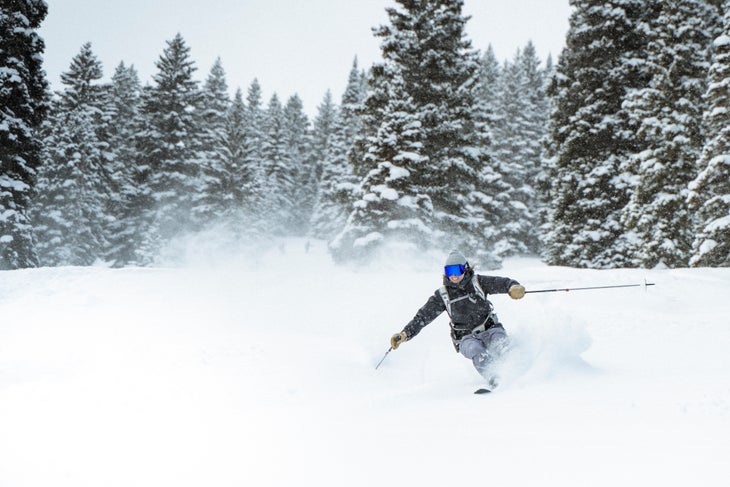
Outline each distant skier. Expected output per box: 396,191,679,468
390,250,525,388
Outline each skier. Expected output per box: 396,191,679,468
390,250,525,388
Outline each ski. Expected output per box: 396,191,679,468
474,376,500,394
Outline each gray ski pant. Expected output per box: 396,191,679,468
458,325,508,374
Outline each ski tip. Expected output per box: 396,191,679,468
474,388,492,395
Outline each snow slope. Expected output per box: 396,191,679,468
1,239,728,487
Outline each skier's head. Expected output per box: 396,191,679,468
444,250,469,284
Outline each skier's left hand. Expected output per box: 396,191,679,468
390,331,408,349
508,284,526,299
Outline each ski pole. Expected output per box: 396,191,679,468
525,280,655,294
375,347,393,370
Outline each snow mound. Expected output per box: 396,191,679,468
494,312,594,388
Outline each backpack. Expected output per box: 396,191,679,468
439,276,497,340
438,276,486,319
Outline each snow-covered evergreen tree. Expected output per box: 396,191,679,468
32,43,112,266
310,68,363,240
261,94,295,236
221,88,247,219
108,62,141,135
104,62,143,266
336,0,496,264
478,45,501,109
310,91,337,187
240,79,267,232
331,72,434,261
283,94,313,235
621,0,716,268
0,0,48,269
344,58,373,181
489,42,548,257
134,33,204,262
309,91,342,238
519,42,551,253
195,57,232,224
535,53,557,236
544,0,658,268
689,5,730,267
339,58,370,215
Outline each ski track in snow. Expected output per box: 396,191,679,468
1,239,729,486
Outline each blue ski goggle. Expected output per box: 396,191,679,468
444,264,466,277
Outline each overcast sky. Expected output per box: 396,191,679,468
39,0,571,116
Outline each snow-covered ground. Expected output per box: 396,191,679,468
1,239,728,487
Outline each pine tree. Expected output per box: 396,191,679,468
105,62,143,266
475,45,517,263
336,0,495,264
689,5,730,267
0,0,49,269
32,43,112,266
240,79,267,233
489,43,548,257
535,54,558,245
621,0,716,268
310,71,363,240
134,33,204,262
309,91,341,238
261,94,295,235
222,89,248,222
330,71,433,261
544,0,659,268
519,42,551,253
310,91,337,186
344,58,373,181
476,45,501,148
195,57,232,224
283,94,313,235
341,58,370,213
201,58,229,138
478,45,501,109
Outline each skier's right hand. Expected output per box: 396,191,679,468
508,284,526,299
390,331,408,350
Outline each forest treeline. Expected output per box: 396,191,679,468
1,0,728,270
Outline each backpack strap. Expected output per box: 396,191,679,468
472,276,486,301
440,276,487,318
438,286,451,318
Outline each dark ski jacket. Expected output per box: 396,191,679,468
402,268,519,344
